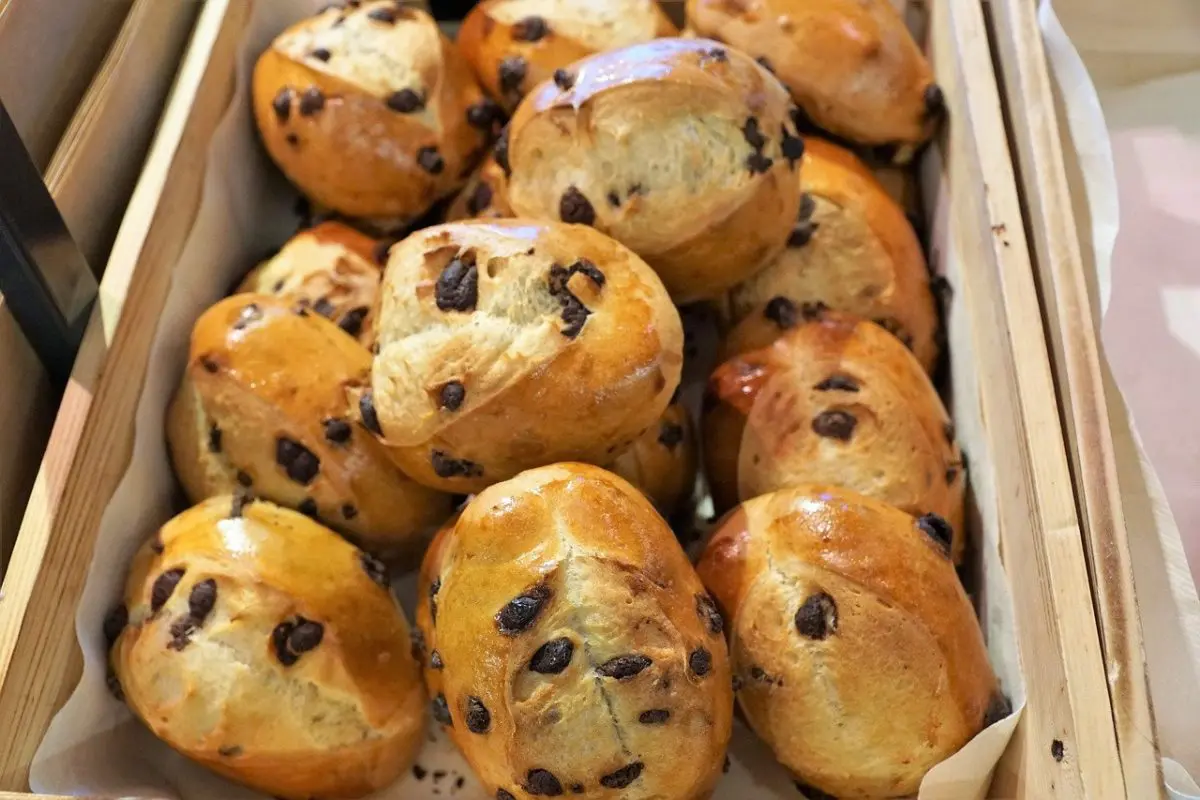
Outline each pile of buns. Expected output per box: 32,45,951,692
102,2,1007,799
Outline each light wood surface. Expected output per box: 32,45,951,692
986,0,1163,797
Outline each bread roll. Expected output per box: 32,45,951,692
697,485,997,797
606,399,697,516
237,221,384,347
252,1,490,221
444,154,513,222
727,137,938,372
504,38,804,303
370,220,683,493
704,310,965,559
415,463,733,799
106,497,425,799
685,0,943,161
167,294,452,556
458,0,678,110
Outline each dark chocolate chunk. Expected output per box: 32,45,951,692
272,87,293,122
435,255,479,312
313,297,336,318
764,296,797,328
298,497,319,518
512,15,549,41
188,579,217,622
431,693,453,726
924,84,946,118
467,181,494,215
781,127,805,166
496,584,550,634
688,647,712,677
338,306,368,337
600,762,644,789
431,450,484,479
553,68,574,91
498,56,527,96
466,98,504,130
208,423,222,454
1051,739,1065,762
794,781,838,800
756,55,775,73
638,708,670,724
811,410,856,441
417,146,445,175
695,593,724,635
236,470,253,487
106,665,124,701
439,381,466,411
103,604,128,647
559,186,595,225
494,127,511,175
150,568,185,612
361,552,389,587
596,654,652,679
310,47,331,61
746,152,773,174
430,649,444,669
411,627,426,661
742,117,767,150
658,423,684,450
530,637,574,674
360,390,382,435
324,417,352,444
276,437,321,484
299,87,325,116
983,691,1012,727
525,769,563,796
917,513,954,557
465,696,491,733
795,592,837,640
814,374,859,392
368,6,397,23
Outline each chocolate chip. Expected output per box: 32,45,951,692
188,579,217,623
742,117,767,150
701,47,728,64
746,152,773,174
800,300,829,320
234,470,252,489
1051,739,1065,762
105,665,124,701
946,464,959,484
794,781,838,800
310,48,331,61
429,576,441,624
466,98,503,130
553,68,574,91
103,605,127,647
276,437,321,484
812,410,856,441
360,390,382,435
339,306,368,337
795,592,837,639
313,297,336,318
231,491,254,518
800,192,816,220
512,15,549,41
417,146,445,175
932,274,953,304
495,127,511,175
367,6,397,23
465,696,491,733
414,765,428,780
496,585,550,635
917,513,954,557
431,693,453,726
439,381,466,411
208,423,222,454
299,87,325,116
764,296,797,328
984,691,1012,727
732,674,744,691
271,617,324,666
695,593,724,634
814,374,859,392
411,627,426,661
201,356,220,373
429,649,444,669
689,647,712,677
596,654,652,679
925,84,946,118
498,56,527,96
298,497,319,518
530,637,574,673
756,55,775,73
559,186,595,225
781,128,805,166
431,450,484,479
788,222,817,247
272,88,292,122
570,784,584,794
218,745,242,757
558,295,591,338
600,762,644,789
466,181,494,215
639,708,670,724
607,190,621,207
570,259,605,287
150,568,185,612
167,615,196,651
435,255,479,312
497,791,516,800
324,417,352,444
656,423,683,451
285,133,300,146
525,769,563,796
361,552,389,587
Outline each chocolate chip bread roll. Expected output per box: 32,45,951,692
504,38,805,302
686,0,943,161
705,309,965,560
237,221,384,347
252,1,489,222
106,497,425,800
444,154,513,222
606,399,697,516
415,464,733,799
167,294,452,556
697,485,998,798
370,220,683,493
727,137,939,372
458,0,678,110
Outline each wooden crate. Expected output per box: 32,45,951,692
0,0,1130,797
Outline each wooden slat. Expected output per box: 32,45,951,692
0,0,250,788
985,0,1162,796
936,1,1127,797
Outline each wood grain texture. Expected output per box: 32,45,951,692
0,0,250,788
987,0,1163,797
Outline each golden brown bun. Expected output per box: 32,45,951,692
704,311,965,560
727,137,938,372
416,464,733,799
444,154,513,222
371,220,683,493
685,0,942,160
252,2,489,221
505,38,804,303
697,485,995,797
237,221,384,348
166,294,452,556
458,0,678,109
606,400,697,516
107,497,425,799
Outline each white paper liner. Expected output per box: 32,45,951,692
30,1,1023,797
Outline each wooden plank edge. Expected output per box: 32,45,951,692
983,1,1162,797
0,0,248,788
941,1,1126,797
